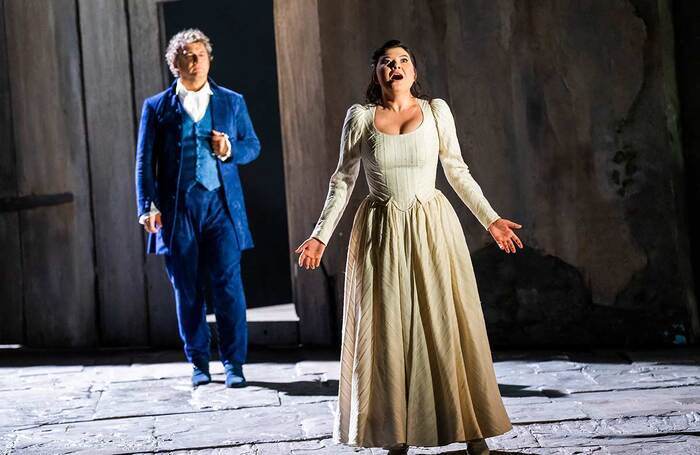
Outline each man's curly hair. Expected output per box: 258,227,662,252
165,28,213,77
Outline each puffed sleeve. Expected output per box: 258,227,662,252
310,104,366,244
431,98,500,229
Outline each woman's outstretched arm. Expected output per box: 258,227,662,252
432,98,523,253
296,104,366,269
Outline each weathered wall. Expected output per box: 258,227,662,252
276,0,698,346
79,0,149,346
0,0,22,344
127,0,180,347
0,0,179,347
1,0,97,346
274,0,337,345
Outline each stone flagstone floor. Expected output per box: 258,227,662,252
0,347,699,454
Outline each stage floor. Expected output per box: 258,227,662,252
0,346,698,454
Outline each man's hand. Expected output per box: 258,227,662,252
211,130,229,158
144,213,162,234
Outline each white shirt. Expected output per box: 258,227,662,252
139,80,232,224
177,79,211,122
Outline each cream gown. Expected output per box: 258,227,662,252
311,98,513,448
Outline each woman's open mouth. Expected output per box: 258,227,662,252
389,73,404,81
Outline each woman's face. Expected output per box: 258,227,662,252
374,47,416,93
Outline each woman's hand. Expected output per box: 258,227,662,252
295,238,326,270
488,218,524,254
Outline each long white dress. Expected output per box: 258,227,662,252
311,98,513,448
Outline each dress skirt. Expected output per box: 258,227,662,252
333,190,513,448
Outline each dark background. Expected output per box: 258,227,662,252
674,0,700,313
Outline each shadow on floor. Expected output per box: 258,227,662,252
412,450,531,454
499,383,568,398
209,379,340,396
217,380,568,401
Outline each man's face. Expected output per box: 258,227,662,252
176,42,210,81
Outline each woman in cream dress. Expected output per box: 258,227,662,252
295,40,523,455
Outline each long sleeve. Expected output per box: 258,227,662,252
135,99,159,220
431,98,500,230
310,104,365,245
231,95,260,165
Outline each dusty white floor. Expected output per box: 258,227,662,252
1,347,698,454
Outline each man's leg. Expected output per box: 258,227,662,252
165,254,210,365
164,194,211,371
211,248,247,366
201,190,248,371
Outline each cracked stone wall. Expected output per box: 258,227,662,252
279,0,699,346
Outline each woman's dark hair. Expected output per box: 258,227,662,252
365,39,430,105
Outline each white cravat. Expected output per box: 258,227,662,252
176,79,213,122
139,80,232,224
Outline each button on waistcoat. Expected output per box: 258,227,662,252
179,105,221,192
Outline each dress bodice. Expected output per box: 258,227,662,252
363,99,441,210
311,98,500,245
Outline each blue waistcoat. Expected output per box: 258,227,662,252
180,105,221,192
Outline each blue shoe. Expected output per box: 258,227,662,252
191,361,211,387
224,362,246,388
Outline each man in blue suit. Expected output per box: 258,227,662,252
135,29,259,387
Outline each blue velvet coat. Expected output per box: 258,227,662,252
135,79,260,254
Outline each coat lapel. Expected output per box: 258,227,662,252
169,82,183,117
209,79,225,133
